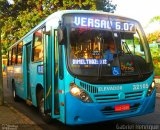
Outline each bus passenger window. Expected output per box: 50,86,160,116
11,46,17,65
32,29,43,62
17,42,23,64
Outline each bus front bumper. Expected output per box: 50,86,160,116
65,89,156,125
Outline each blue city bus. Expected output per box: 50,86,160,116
7,10,156,125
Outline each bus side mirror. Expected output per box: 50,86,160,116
58,29,64,45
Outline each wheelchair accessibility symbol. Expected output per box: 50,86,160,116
112,66,120,76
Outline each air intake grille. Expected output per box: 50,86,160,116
125,91,143,100
94,93,119,103
94,91,143,103
80,82,98,93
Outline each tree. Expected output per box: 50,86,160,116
0,22,4,105
150,16,160,23
147,16,160,43
95,0,117,13
147,31,160,43
148,16,160,76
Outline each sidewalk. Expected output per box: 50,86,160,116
0,102,42,130
156,85,160,98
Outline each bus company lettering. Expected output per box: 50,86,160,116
98,86,122,92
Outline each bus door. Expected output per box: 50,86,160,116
26,43,32,99
43,29,60,118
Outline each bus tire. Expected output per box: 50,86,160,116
37,90,52,124
12,81,20,102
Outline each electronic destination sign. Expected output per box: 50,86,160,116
63,14,136,32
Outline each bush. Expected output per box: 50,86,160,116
150,47,160,76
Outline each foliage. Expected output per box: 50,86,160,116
134,36,140,45
96,0,116,13
147,31,160,43
148,16,160,76
149,16,160,23
150,47,160,76
147,16,160,43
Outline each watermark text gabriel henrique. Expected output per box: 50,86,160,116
116,124,159,130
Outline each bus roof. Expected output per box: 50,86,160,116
56,10,138,21
8,10,139,49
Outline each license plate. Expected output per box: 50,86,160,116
114,104,130,112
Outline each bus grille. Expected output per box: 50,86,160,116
94,91,143,103
125,91,143,100
80,82,98,93
101,103,140,116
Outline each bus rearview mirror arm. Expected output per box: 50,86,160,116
57,27,67,45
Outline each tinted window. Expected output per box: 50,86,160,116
17,42,23,64
32,29,43,62
11,46,17,65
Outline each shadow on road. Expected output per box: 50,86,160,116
39,118,135,130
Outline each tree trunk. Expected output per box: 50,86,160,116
0,22,4,106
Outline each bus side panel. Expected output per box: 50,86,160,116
58,46,76,123
23,35,34,100
30,62,44,106
13,65,24,99
22,46,28,100
7,65,25,100
58,46,68,123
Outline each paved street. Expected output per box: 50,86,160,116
3,76,160,130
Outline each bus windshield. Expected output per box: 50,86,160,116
64,14,153,77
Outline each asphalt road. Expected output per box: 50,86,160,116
3,77,160,130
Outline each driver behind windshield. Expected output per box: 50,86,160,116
103,37,117,62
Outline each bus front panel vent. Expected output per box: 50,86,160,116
80,82,98,94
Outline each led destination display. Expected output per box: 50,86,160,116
72,59,108,65
64,14,136,32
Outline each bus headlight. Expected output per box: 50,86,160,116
70,82,92,103
147,81,155,96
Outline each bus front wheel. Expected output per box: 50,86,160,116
37,90,52,123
